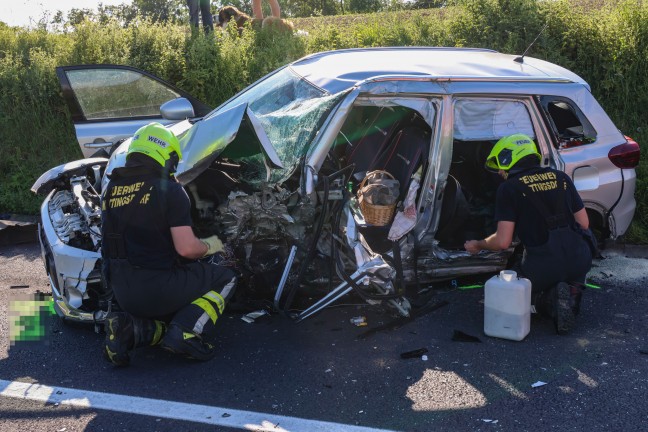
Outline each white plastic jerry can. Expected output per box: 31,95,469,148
484,270,531,341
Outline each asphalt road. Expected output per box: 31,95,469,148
1,241,647,432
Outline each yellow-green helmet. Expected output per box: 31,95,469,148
485,134,541,172
127,123,182,170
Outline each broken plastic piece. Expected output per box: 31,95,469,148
531,381,547,388
241,310,269,323
457,284,484,290
452,330,482,343
400,348,428,359
350,316,367,327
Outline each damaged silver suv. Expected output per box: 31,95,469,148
32,47,640,324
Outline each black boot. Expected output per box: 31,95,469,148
160,323,217,361
553,282,576,335
103,312,166,366
570,283,584,316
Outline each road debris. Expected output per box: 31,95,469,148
458,284,484,290
452,330,482,343
241,310,269,323
400,348,428,359
531,381,547,388
350,316,367,327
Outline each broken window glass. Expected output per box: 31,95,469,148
212,68,343,186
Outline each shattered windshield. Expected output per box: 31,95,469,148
209,68,342,185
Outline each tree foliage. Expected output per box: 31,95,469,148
46,0,426,24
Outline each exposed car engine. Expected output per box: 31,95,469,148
48,176,102,251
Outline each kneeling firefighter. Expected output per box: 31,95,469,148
101,122,237,366
464,134,594,334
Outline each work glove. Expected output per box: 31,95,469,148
201,235,224,257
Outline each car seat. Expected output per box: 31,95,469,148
435,175,470,247
368,125,430,198
345,106,410,178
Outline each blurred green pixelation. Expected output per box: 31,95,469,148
8,295,56,344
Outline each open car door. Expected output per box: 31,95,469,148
57,65,211,158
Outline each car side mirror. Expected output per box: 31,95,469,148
160,97,195,120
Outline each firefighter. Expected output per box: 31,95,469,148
101,122,237,366
464,134,593,334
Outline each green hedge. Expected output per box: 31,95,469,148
1,0,646,242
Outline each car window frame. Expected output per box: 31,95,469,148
56,64,211,123
535,95,598,150
450,95,554,164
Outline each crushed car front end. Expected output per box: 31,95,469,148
33,159,108,322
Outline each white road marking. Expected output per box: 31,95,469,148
0,379,397,432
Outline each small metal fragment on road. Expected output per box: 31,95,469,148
531,381,547,388
421,355,428,361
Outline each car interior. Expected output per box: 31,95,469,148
330,103,503,253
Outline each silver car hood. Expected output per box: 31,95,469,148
175,102,283,185
31,157,109,195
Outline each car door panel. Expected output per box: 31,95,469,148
57,65,211,158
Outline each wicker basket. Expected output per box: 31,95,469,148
357,170,398,226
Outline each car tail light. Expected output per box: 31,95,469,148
608,136,640,169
